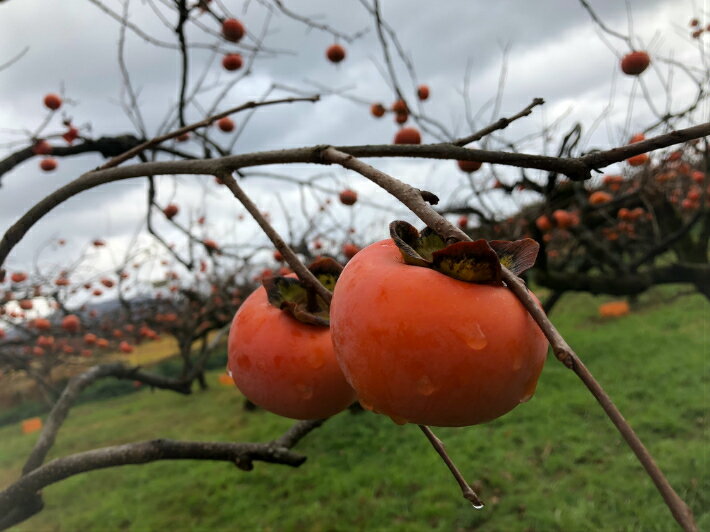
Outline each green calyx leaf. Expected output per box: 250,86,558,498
263,258,343,327
389,220,539,284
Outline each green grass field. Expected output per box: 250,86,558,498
1,288,708,531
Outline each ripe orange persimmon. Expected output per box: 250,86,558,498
535,215,552,231
40,158,57,172
163,203,179,220
43,93,62,110
227,277,355,420
370,103,385,117
627,153,649,166
326,44,346,63
32,140,52,155
61,314,80,333
222,53,243,71
217,117,235,132
589,191,612,205
417,84,430,100
391,100,407,114
339,189,358,206
457,159,482,173
221,18,245,42
393,127,421,145
330,237,548,427
620,51,650,76
10,272,27,283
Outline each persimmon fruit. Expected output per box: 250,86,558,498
163,203,179,220
217,117,235,132
627,153,649,166
222,53,243,71
222,18,245,42
457,159,482,173
393,127,421,145
227,275,355,420
40,158,57,172
330,236,548,427
43,93,62,110
339,189,358,206
370,103,385,117
417,84,430,100
620,51,650,76
326,44,346,63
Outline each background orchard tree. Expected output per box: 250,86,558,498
0,0,708,530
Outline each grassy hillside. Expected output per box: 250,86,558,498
1,288,708,531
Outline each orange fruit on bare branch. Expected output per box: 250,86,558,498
330,221,548,427
43,93,62,110
370,103,385,117
339,189,358,206
393,127,421,145
457,159,482,173
227,259,355,419
163,204,179,220
326,44,346,63
222,53,243,71
217,117,235,132
417,85,430,100
620,51,650,76
221,18,245,42
40,158,57,172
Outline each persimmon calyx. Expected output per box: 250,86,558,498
263,257,343,326
389,220,539,283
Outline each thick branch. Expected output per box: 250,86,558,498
0,438,307,529
3,122,708,269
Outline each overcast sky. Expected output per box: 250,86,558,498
0,0,706,281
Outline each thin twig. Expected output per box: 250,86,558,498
418,425,484,508
219,173,333,304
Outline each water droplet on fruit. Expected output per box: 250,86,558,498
388,414,408,425
519,376,538,403
306,351,325,369
464,323,487,350
471,501,485,510
416,375,437,396
236,355,251,370
296,383,313,400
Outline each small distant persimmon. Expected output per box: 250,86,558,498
163,204,179,220
393,127,421,145
222,53,243,71
627,153,649,166
217,117,235,132
620,51,650,76
589,191,613,205
326,44,346,63
417,85,430,100
339,189,358,206
61,314,81,333
32,140,52,155
40,158,57,172
370,103,386,117
457,159,482,173
221,18,245,42
43,93,62,110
